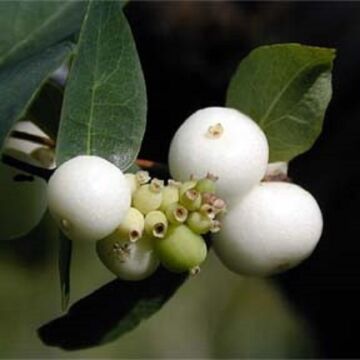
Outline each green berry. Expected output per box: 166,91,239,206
144,210,168,238
160,181,180,211
125,174,139,195
154,224,207,273
132,180,163,215
96,232,159,281
180,188,202,211
117,207,144,242
195,174,217,194
179,180,197,197
164,202,188,225
187,211,212,235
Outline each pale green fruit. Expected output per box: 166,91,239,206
97,232,159,281
132,182,163,215
154,224,207,273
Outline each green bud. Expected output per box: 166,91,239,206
125,173,139,195
180,188,202,211
195,174,217,194
144,210,168,238
154,224,207,273
133,182,163,215
165,202,188,225
97,233,159,281
160,181,180,211
117,207,144,242
187,211,212,235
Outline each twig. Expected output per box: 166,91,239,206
1,154,168,183
1,154,53,181
11,130,55,148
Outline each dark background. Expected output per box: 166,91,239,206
125,2,360,358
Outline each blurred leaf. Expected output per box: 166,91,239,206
29,80,64,140
0,42,74,148
226,44,335,162
38,267,186,350
56,1,147,170
0,1,86,68
59,233,72,311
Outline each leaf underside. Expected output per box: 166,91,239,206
38,267,186,350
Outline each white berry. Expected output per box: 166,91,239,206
168,107,269,201
47,155,131,242
97,233,159,281
213,182,323,276
0,121,54,240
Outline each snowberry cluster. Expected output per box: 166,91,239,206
169,107,323,276
47,156,226,280
45,106,323,280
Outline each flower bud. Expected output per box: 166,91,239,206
144,210,168,238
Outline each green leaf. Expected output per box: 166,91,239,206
58,233,72,311
226,44,335,162
56,1,147,170
0,1,86,67
0,41,74,148
29,80,64,140
38,268,186,350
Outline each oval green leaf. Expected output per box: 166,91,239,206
0,1,86,67
226,44,335,162
56,1,147,170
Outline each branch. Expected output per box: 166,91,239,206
1,154,53,181
11,130,55,148
1,154,168,183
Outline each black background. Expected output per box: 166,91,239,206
125,2,360,358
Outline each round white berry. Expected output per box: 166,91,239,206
47,155,131,242
168,107,269,201
0,163,47,240
213,182,323,276
0,121,54,240
97,233,159,281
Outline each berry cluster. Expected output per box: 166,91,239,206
169,107,323,276
45,106,323,280
96,171,226,280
